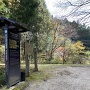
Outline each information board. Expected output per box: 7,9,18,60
4,27,20,88
25,42,33,55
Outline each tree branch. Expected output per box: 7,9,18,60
67,0,90,7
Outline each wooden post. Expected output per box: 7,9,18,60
25,54,30,76
34,48,38,71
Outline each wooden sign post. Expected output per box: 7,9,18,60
25,41,33,76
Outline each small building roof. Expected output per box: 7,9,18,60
0,16,29,33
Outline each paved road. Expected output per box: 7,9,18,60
25,66,90,90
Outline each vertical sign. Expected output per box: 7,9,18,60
4,26,20,88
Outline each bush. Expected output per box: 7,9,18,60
41,58,62,64
0,68,5,87
50,59,62,64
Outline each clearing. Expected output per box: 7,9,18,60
25,65,90,90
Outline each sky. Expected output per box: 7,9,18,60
44,0,90,26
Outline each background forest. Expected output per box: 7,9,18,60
0,0,90,65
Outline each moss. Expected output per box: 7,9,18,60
13,82,28,90
26,70,51,82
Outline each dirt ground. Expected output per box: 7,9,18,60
25,66,90,90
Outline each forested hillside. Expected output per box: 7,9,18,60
0,0,90,64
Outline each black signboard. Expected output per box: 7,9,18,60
4,27,20,88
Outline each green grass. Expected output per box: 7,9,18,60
13,82,28,90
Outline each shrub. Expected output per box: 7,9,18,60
0,68,5,87
50,59,62,64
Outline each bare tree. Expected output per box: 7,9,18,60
57,0,90,25
67,0,90,24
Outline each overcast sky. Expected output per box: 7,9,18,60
44,0,90,26
44,0,78,20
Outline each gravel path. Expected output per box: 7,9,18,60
25,66,90,90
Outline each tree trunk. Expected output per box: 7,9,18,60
62,51,66,64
